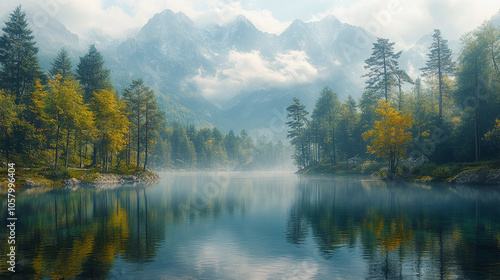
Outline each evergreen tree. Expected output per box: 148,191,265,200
225,130,241,165
455,28,496,161
286,97,309,169
239,129,254,165
311,87,341,164
122,78,155,170
143,89,164,171
392,68,413,111
420,29,455,122
0,6,41,104
50,48,73,81
171,122,196,168
363,38,402,101
337,95,362,165
76,45,112,103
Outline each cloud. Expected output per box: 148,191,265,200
1,0,499,49
190,50,318,101
0,0,288,42
313,0,500,49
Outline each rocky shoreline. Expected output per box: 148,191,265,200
448,169,500,185
21,171,160,188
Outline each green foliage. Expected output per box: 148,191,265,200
420,29,455,121
0,6,42,104
310,87,341,164
362,38,403,101
286,97,309,168
432,166,452,181
50,49,73,81
76,45,113,103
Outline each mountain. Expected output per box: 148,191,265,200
29,9,478,136
99,10,380,132
492,10,500,27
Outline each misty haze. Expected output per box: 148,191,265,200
1,1,500,279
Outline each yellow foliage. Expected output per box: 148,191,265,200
362,100,414,173
92,89,130,154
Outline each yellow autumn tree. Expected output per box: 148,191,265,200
91,89,130,173
362,100,414,175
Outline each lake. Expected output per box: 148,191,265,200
1,172,500,279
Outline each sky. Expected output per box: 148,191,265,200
1,0,500,49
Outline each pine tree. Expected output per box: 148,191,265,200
0,6,41,104
420,29,455,123
286,97,309,169
337,95,362,165
76,45,112,103
311,87,341,164
122,78,158,170
363,38,402,101
456,29,492,162
170,122,196,168
142,89,164,171
50,49,73,81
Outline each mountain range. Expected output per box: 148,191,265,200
14,9,500,137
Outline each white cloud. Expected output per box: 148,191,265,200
190,50,318,101
1,0,499,49
314,0,500,49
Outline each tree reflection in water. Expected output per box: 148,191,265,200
1,173,500,279
286,176,500,279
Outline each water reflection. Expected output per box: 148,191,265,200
0,172,499,279
287,176,500,279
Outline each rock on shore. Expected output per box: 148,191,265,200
448,169,500,185
64,172,159,186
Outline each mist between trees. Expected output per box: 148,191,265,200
0,6,291,173
286,24,500,175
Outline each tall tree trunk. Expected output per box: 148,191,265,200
92,145,97,167
144,108,149,171
54,115,61,171
136,108,141,170
79,141,83,168
331,123,336,165
438,47,443,124
126,131,130,166
383,49,388,101
64,126,71,170
474,58,480,161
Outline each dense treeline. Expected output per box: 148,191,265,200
287,23,500,174
0,7,286,172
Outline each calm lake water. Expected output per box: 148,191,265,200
2,172,500,279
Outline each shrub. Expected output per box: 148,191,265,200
432,166,452,181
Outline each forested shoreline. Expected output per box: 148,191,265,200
1,6,500,185
286,24,500,181
0,7,288,186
